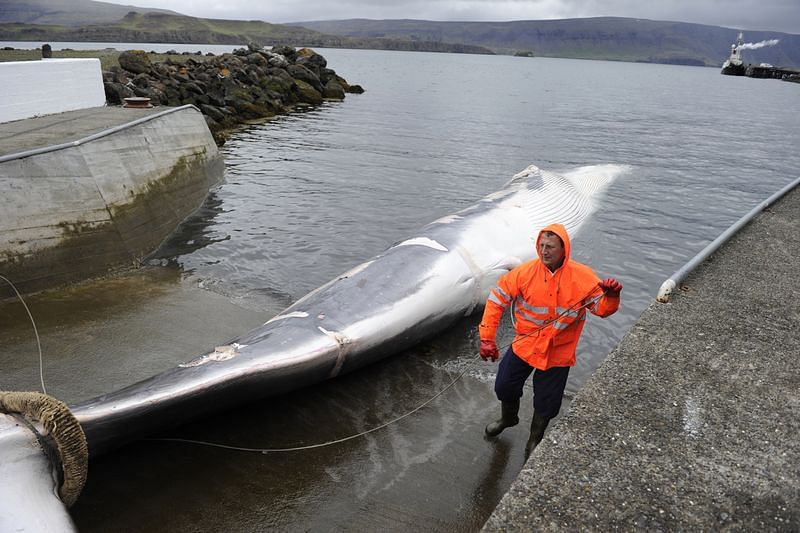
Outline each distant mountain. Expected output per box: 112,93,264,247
0,6,493,54
290,17,800,67
4,2,797,67
0,0,178,26
0,11,336,46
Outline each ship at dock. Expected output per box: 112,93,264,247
721,32,747,75
721,32,800,81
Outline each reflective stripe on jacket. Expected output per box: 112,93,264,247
479,223,619,370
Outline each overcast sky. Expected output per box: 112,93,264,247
106,0,799,34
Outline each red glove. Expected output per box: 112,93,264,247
599,277,623,296
480,339,500,362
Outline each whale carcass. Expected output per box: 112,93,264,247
72,163,627,454
0,164,627,530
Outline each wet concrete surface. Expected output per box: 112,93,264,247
0,106,163,157
484,186,800,531
0,265,543,531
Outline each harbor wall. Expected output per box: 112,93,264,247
0,59,106,123
0,105,224,296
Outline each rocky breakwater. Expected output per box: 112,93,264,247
102,44,364,144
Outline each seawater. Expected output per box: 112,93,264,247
153,47,800,386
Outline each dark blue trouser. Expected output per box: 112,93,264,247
494,347,570,420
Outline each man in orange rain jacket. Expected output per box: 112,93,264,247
478,222,622,458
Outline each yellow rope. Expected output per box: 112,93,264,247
0,391,88,506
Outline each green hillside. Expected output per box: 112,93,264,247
292,17,800,67
0,12,338,45
0,9,493,54
0,0,177,26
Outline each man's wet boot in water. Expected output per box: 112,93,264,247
524,411,550,459
484,399,520,437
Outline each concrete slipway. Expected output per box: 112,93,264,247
484,185,800,531
0,105,223,297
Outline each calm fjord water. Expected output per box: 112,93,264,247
155,48,799,384
4,44,799,531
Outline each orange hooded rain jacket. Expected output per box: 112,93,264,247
479,223,619,370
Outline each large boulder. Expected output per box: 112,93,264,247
118,50,152,74
287,64,324,94
246,52,268,67
271,45,297,62
323,80,345,100
103,82,135,105
263,51,289,69
183,81,205,95
106,65,130,84
318,67,338,84
200,104,227,124
131,72,151,88
293,79,323,105
261,69,294,95
296,48,327,74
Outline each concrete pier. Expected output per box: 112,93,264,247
0,105,223,296
484,184,799,531
0,106,164,157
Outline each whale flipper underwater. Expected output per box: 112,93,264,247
0,164,628,529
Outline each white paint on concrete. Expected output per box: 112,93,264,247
0,59,106,124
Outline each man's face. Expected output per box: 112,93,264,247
539,233,565,270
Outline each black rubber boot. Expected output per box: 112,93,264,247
524,411,550,459
484,399,520,437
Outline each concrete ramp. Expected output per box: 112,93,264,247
0,105,223,296
484,185,800,531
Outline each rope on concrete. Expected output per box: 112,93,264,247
0,391,88,507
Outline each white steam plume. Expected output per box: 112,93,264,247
740,39,780,50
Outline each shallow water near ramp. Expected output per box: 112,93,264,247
0,267,273,402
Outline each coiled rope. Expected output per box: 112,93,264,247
0,391,89,507
151,286,607,454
